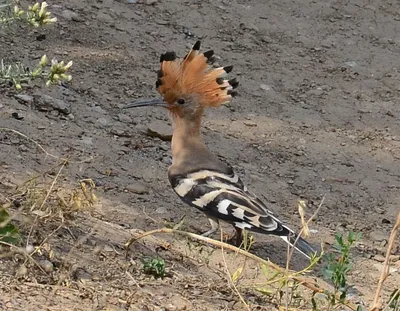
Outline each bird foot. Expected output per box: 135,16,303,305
224,229,243,247
200,228,218,238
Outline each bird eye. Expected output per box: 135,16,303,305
177,98,185,105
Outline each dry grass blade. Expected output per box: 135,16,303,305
26,159,67,246
219,229,251,311
284,195,325,311
370,211,400,311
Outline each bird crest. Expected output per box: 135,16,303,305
156,41,238,108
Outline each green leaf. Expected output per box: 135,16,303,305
389,289,400,309
339,290,347,302
335,233,343,246
231,267,243,283
255,287,274,296
142,257,165,278
0,208,20,244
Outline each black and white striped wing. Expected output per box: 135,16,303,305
169,169,287,235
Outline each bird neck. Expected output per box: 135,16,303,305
171,114,206,160
168,112,232,177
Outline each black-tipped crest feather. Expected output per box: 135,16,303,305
227,90,237,97
223,65,233,73
192,40,201,50
203,50,214,60
160,51,177,62
216,77,224,85
228,78,239,89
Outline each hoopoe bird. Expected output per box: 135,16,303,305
124,41,317,259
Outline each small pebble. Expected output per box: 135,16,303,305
39,260,54,273
373,255,385,262
125,182,148,194
243,120,257,127
26,245,34,254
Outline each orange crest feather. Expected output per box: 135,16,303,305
156,41,238,107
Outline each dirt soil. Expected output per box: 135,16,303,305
1,0,400,310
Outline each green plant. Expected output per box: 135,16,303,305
241,229,255,252
0,1,72,89
142,257,166,278
0,56,72,90
0,207,20,244
321,231,362,310
0,1,56,27
389,289,400,310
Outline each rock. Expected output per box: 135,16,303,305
243,120,257,127
373,254,386,262
321,38,333,48
25,245,34,254
34,94,71,115
80,136,93,145
93,105,107,114
369,230,388,242
125,182,148,194
260,84,272,91
11,112,24,120
39,260,54,272
71,266,92,282
97,11,114,24
19,145,28,152
97,117,109,127
15,94,33,104
239,22,259,32
61,9,82,22
118,113,132,123
307,88,324,96
162,156,172,165
373,263,398,274
147,120,173,141
345,61,357,68
155,206,167,214
16,264,28,277
146,0,158,5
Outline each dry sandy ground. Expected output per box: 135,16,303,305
1,0,399,310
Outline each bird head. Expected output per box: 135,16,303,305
124,41,238,120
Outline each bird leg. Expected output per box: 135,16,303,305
234,227,243,247
225,227,243,246
201,217,219,237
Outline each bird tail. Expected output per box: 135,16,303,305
280,231,317,260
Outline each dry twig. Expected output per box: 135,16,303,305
370,211,400,311
219,229,251,311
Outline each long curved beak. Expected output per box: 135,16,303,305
123,98,167,109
